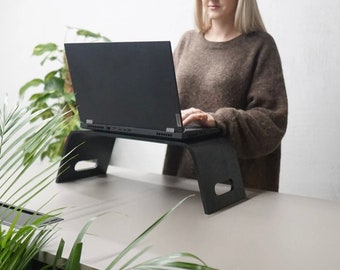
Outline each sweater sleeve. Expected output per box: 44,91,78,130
211,35,288,159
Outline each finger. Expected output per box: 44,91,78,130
183,112,207,126
181,108,201,121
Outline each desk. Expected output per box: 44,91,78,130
26,165,340,270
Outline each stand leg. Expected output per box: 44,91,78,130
187,137,246,214
56,131,115,183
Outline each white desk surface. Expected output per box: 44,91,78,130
23,165,340,270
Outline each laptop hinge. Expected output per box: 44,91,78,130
175,113,182,127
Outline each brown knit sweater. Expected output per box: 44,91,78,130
163,30,288,191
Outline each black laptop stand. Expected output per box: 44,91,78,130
56,130,246,214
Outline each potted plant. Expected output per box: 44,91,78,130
0,96,68,269
0,96,217,270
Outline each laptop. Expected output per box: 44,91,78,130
64,41,221,140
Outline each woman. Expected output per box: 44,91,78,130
163,0,288,191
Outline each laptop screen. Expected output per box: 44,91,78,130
65,41,183,133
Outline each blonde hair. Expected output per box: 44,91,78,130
195,0,266,34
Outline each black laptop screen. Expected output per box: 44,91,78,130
65,41,183,132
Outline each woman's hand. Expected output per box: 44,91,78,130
181,107,217,127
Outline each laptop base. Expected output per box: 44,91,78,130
56,130,246,214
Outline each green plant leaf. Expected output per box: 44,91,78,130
47,238,66,270
75,28,111,42
64,242,83,270
132,252,219,270
19,78,44,96
29,92,53,103
105,195,195,270
0,99,67,270
44,77,64,94
33,43,58,56
118,246,152,270
76,29,102,38
62,214,103,270
64,92,76,103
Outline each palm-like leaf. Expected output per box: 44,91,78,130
0,96,66,270
0,97,218,270
53,195,217,270
48,195,218,270
104,194,218,270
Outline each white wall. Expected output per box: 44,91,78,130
1,0,339,201
258,0,340,200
